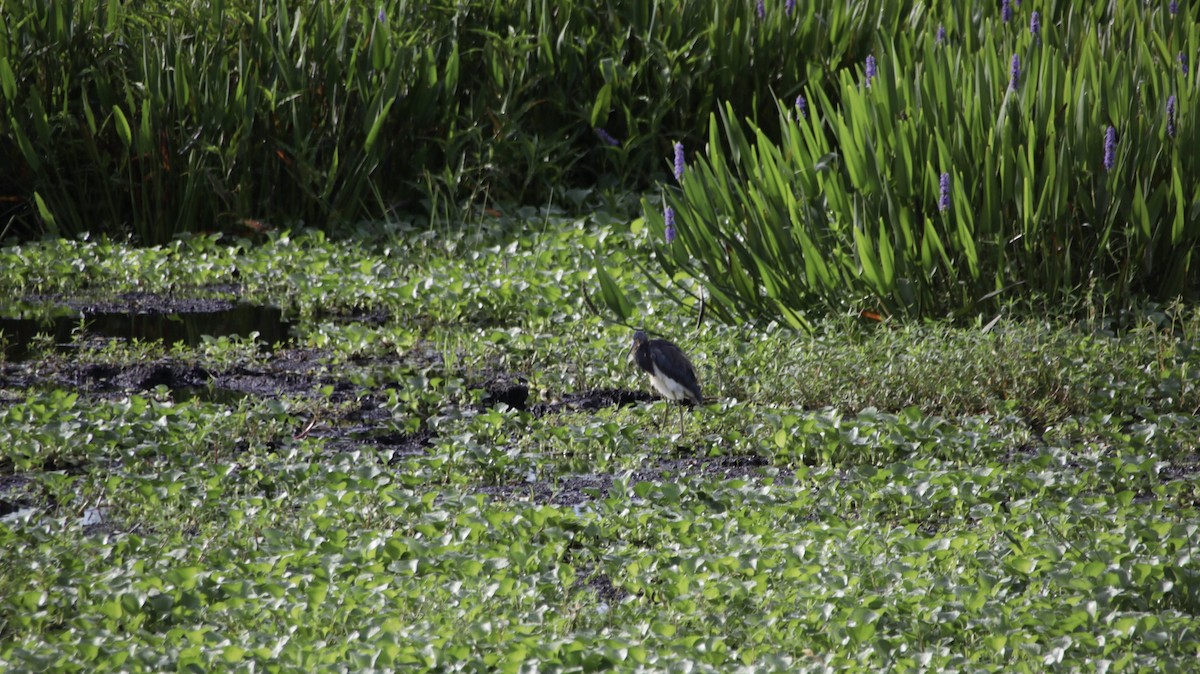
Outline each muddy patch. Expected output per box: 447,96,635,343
482,375,531,411
1,355,324,401
0,292,798,522
584,571,628,605
0,342,658,473
475,473,612,508
475,451,783,508
530,388,653,416
319,426,436,462
20,289,244,315
0,474,38,520
2,294,292,362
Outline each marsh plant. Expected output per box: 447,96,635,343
641,1,1199,326
1,223,1199,671
0,0,892,243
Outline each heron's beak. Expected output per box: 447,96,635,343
627,342,637,365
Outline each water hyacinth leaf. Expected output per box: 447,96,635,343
306,581,329,610
1009,556,1037,575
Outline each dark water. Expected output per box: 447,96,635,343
0,304,292,362
171,385,252,405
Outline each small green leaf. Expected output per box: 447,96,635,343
306,581,329,609
1009,556,1037,575
16,590,45,611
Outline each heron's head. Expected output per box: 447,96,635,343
629,329,649,361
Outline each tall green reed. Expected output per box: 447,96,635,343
641,1,1199,326
1,0,453,242
1,0,894,242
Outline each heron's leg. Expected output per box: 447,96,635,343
677,404,685,436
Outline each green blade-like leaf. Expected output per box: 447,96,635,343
364,97,395,152
595,266,634,322
33,192,58,233
591,83,612,128
112,105,132,148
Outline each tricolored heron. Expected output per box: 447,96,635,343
629,330,702,435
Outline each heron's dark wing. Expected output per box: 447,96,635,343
632,343,656,375
648,339,702,402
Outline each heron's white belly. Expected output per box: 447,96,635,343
649,367,692,402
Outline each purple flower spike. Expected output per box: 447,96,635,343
1170,0,1179,15
594,127,619,146
938,172,951,212
1103,126,1117,172
1009,54,1020,91
1030,12,1041,38
1167,95,1178,138
865,55,877,87
786,0,796,16
377,7,386,23
757,0,765,19
936,24,947,44
796,95,807,118
673,142,685,183
1001,0,1013,23
664,206,676,244
1181,52,1190,76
